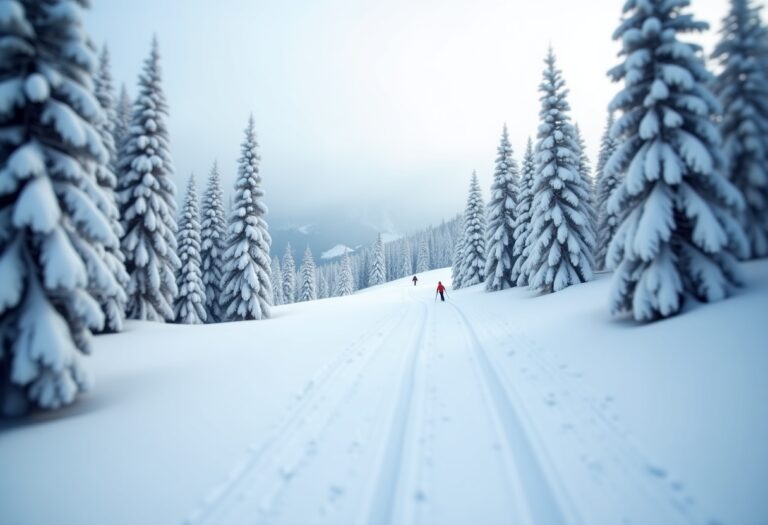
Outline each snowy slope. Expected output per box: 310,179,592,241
320,244,356,260
1,263,767,525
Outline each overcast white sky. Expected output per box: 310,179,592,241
85,0,739,231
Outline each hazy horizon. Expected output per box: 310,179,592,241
86,0,735,233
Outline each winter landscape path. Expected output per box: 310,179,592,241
184,277,710,525
186,285,552,525
2,265,768,525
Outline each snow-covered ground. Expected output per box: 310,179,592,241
2,262,767,525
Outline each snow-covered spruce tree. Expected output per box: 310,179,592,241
416,237,430,273
522,49,595,293
712,0,768,258
326,263,339,297
594,113,620,270
368,233,386,286
451,222,466,288
574,124,594,188
219,116,272,321
174,176,206,324
0,0,121,414
298,246,317,302
200,162,226,321
457,172,487,287
400,240,413,277
485,124,519,291
270,256,284,305
335,251,355,296
511,139,536,285
117,38,180,321
574,123,599,233
282,243,296,304
93,44,128,332
113,84,131,163
606,0,749,321
317,269,328,299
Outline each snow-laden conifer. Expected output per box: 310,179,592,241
511,139,536,285
369,233,386,286
201,162,226,321
451,223,466,288
335,251,355,296
522,49,595,293
712,0,768,258
606,0,749,320
317,270,329,299
458,172,487,287
93,44,128,331
400,240,413,277
175,176,206,324
575,123,598,231
485,125,519,291
270,256,284,305
574,124,593,188
282,243,296,304
594,113,620,270
416,238,430,273
113,84,131,162
356,248,369,289
299,246,317,302
0,0,122,414
117,38,179,321
219,116,272,321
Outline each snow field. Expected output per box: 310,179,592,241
1,265,767,525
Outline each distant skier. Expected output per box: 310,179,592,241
412,275,418,286
436,281,447,302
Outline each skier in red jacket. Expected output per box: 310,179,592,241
436,281,447,302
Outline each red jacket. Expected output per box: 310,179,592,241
436,282,446,293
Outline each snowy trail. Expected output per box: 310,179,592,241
187,286,547,525
5,266,767,525
455,304,710,525
361,291,524,525
186,279,716,525
445,301,573,525
186,291,422,524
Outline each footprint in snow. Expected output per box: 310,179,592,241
328,484,344,502
646,464,667,479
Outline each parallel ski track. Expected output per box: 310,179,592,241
359,296,430,525
448,301,575,525
457,305,709,525
185,303,418,525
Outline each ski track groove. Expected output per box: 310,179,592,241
184,303,416,525
358,295,430,525
447,301,575,525
185,285,711,525
458,304,710,525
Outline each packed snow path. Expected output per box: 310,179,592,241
186,281,705,525
4,266,767,525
